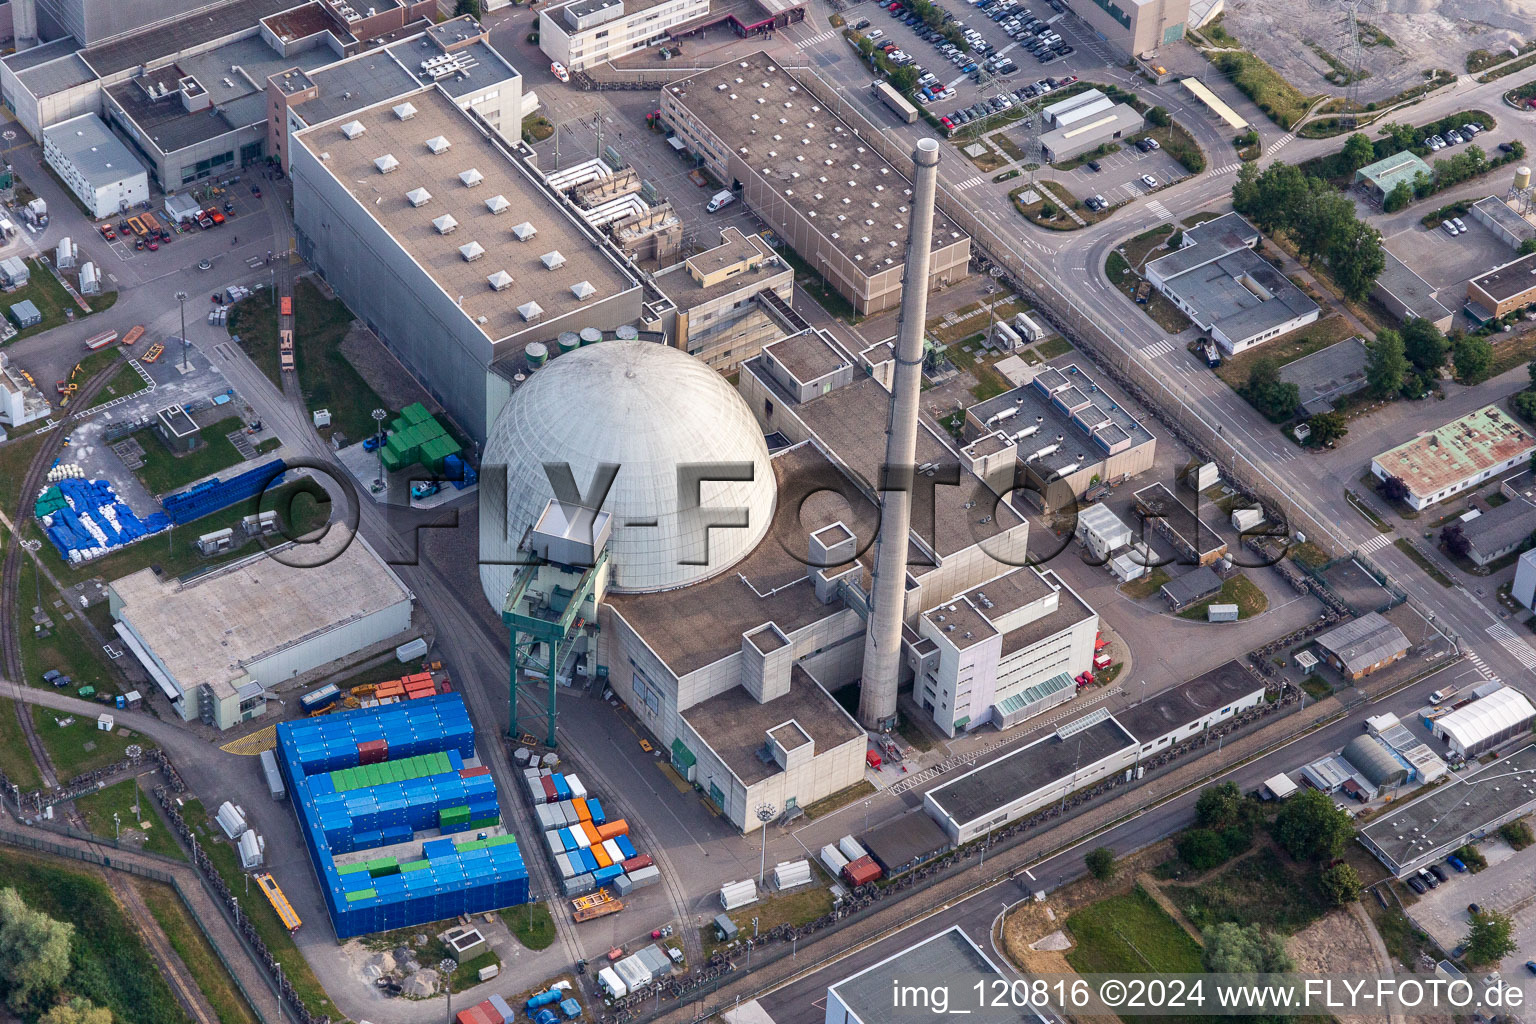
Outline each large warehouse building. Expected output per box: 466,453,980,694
109,532,415,730
275,694,529,938
660,51,971,315
292,84,643,441
1432,686,1536,758
1370,404,1536,511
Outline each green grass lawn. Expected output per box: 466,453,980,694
133,878,259,1024
1065,886,1204,974
74,777,185,860
1032,336,1073,360
1119,566,1170,600
2,259,96,342
31,705,154,778
182,797,339,1020
31,477,334,589
1122,224,1174,266
15,553,122,692
132,415,249,496
802,780,877,819
504,900,557,950
0,847,191,1024
0,429,48,515
1214,315,1355,390
1104,251,1191,333
0,697,43,790
1211,51,1319,129
227,293,282,387
703,887,835,956
1165,846,1329,936
88,360,150,408
1176,573,1269,620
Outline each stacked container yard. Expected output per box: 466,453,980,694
522,764,654,901
275,694,528,939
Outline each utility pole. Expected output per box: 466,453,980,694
755,803,776,885
175,291,189,370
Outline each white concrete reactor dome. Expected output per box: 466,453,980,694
480,340,777,607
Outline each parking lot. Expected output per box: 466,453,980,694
1408,838,1536,965
94,184,263,265
1382,214,1510,315
1033,135,1186,210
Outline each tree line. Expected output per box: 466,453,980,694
1232,161,1385,302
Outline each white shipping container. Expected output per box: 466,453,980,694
598,967,628,1000
395,637,429,662
838,835,867,863
720,879,758,910
773,859,813,891
571,826,591,849
603,838,624,864
615,954,652,990
820,844,849,877
566,774,589,800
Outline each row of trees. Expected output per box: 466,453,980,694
1232,161,1385,300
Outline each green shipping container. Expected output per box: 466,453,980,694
400,860,431,873
337,861,370,874
345,888,377,902
400,402,432,425
467,817,501,831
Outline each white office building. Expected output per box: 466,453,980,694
42,112,148,217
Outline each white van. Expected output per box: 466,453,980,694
707,190,736,213
1441,220,1459,237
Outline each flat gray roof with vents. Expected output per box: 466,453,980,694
43,114,146,187
665,51,965,269
291,52,423,128
1360,742,1536,875
967,365,1154,475
294,86,636,343
1113,660,1263,743
81,0,295,77
16,52,96,98
829,927,1003,1024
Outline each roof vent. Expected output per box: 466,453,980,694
459,241,485,262
393,101,417,120
485,194,510,215
488,270,513,291
432,213,458,234
406,187,432,207
340,120,365,139
541,250,566,270
518,300,544,322
512,221,536,241
571,280,596,299
459,168,483,187
426,135,450,154
374,154,399,174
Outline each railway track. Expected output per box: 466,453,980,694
1,360,126,793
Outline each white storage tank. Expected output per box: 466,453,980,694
238,829,265,869
838,835,867,863
720,879,758,910
773,859,813,890
216,801,248,839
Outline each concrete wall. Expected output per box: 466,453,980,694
1072,0,1188,57
245,597,415,692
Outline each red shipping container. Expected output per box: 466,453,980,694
621,854,653,872
357,739,388,765
477,999,505,1024
459,766,491,779
842,855,881,887
455,1009,488,1024
539,776,557,803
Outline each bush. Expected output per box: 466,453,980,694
1498,819,1534,850
1085,847,1117,880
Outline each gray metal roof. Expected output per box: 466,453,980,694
1279,337,1368,417
16,52,97,98
42,113,147,188
1315,612,1409,675
830,927,1003,1024
1114,660,1263,743
1159,565,1222,607
1460,498,1536,559
2,37,82,74
1374,249,1452,325
1342,733,1407,787
80,0,295,77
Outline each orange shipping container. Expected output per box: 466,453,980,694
591,843,612,869
572,798,591,822
579,821,603,846
280,296,293,316
596,819,628,842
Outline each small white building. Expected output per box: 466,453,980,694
539,0,711,72
1075,503,1132,562
1433,686,1536,758
41,113,149,219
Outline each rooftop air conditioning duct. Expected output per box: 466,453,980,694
374,154,398,174
406,187,431,207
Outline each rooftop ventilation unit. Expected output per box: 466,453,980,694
487,270,513,291
374,154,399,174
426,135,450,154
393,102,417,120
459,168,483,187
459,241,485,262
571,280,596,299
340,120,365,139
406,187,432,207
541,250,566,270
518,300,544,322
485,194,510,215
512,221,536,241
432,213,458,234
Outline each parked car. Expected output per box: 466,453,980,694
1526,961,1536,976
1446,129,1464,144
1442,220,1460,236
1140,173,1159,188
1429,865,1447,882
1447,855,1467,872
1461,122,1481,136
1086,160,1101,171
1468,903,1481,915
854,17,871,28
1055,44,1074,55
1452,217,1468,233
1431,134,1447,149
1499,142,1516,153
1418,869,1438,889
1406,875,1426,894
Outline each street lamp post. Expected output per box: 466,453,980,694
755,803,776,886
113,811,120,842
371,408,387,489
175,292,188,370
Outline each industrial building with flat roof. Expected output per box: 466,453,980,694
1113,660,1265,754
1278,337,1369,417
540,0,808,71
960,363,1157,512
1372,250,1454,332
1133,481,1228,567
1070,0,1188,57
41,111,148,217
1466,250,1536,321
1471,194,1536,250
1146,212,1319,354
292,84,643,441
661,51,970,315
1037,90,1145,163
825,926,1013,1024
1370,403,1536,510
1313,612,1409,680
108,532,415,731
1457,497,1536,567
1359,743,1536,876
649,226,795,370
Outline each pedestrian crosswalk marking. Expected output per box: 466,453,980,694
1357,533,1392,555
955,175,985,190
1145,199,1169,219
1141,339,1174,358
1487,623,1536,670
